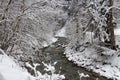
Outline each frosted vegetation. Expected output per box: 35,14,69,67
0,49,65,80
0,0,120,80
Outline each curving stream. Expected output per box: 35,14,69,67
37,37,112,80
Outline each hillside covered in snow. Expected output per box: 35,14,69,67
1,0,120,80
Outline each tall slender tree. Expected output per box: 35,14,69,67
107,0,116,50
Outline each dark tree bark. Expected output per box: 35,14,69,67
107,0,116,50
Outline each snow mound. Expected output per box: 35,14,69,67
0,49,65,80
65,45,120,80
0,49,34,80
55,27,66,37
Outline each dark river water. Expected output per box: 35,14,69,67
35,37,112,80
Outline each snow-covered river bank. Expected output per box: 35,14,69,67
37,37,110,80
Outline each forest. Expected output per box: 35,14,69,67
0,0,120,80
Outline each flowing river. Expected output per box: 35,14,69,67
36,37,112,80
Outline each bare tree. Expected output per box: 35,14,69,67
107,0,116,50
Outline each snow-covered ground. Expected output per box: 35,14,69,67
55,27,66,37
0,26,119,80
64,29,120,80
0,49,65,80
0,49,34,80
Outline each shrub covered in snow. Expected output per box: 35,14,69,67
26,62,65,80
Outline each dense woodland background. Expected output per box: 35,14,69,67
0,0,120,61
0,0,120,80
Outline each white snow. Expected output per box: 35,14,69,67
0,49,65,80
114,28,120,35
0,49,34,80
51,37,58,43
78,71,89,79
55,27,66,37
42,37,58,47
0,73,5,80
26,62,65,80
64,28,120,80
65,45,120,80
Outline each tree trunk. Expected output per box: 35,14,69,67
107,0,116,50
